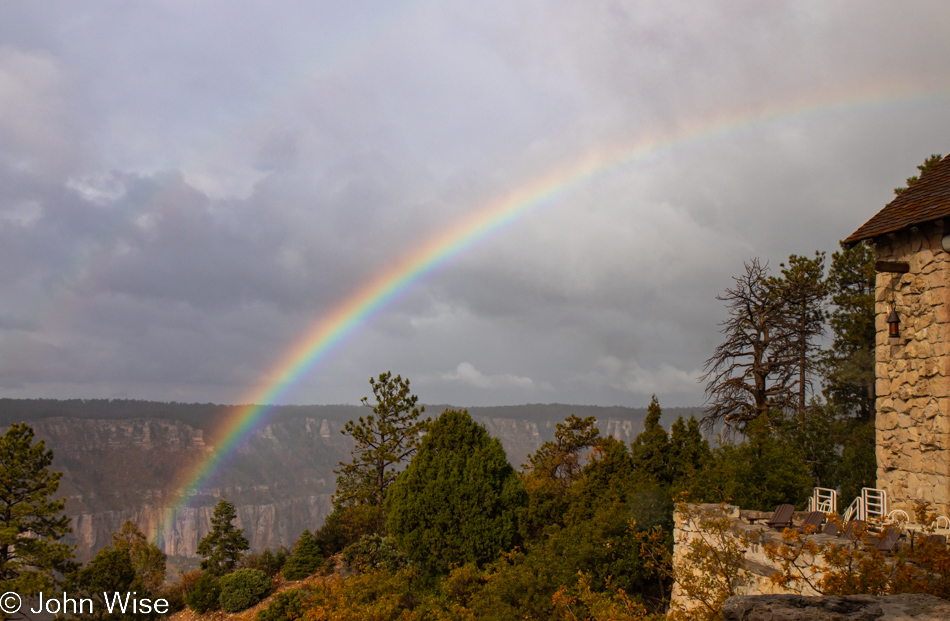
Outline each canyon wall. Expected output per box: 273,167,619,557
31,415,344,561
10,401,697,561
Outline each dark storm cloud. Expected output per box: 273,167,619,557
1,1,949,407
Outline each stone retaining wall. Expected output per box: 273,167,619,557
671,504,830,613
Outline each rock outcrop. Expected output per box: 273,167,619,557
8,401,691,560
722,594,950,620
32,416,344,561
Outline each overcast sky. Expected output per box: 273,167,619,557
1,1,949,409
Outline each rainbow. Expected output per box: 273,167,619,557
155,82,950,546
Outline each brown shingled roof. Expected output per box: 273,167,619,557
845,154,950,246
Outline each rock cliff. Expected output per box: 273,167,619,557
7,400,697,561
31,415,345,561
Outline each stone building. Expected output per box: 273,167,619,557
845,154,950,517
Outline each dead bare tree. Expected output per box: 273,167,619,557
701,259,798,428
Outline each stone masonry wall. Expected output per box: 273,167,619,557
874,222,950,516
670,504,827,613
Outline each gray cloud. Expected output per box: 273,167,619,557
0,1,949,409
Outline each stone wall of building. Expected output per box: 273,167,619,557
873,221,950,516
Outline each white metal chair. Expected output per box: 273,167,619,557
861,487,887,522
843,496,863,523
808,487,837,514
886,509,909,524
932,515,950,529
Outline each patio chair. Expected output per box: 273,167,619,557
747,504,795,530
795,511,825,534
821,520,842,536
872,526,902,553
924,534,947,547
886,509,910,524
842,519,865,542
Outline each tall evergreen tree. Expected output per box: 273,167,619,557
109,521,166,593
836,418,877,504
68,548,141,621
631,395,671,486
775,405,839,490
822,241,876,420
523,415,599,489
668,415,713,499
520,415,599,538
711,416,811,510
334,372,430,508
0,423,75,598
774,252,828,413
197,498,249,576
386,409,526,575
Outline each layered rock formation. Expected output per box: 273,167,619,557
31,415,345,561
8,400,696,561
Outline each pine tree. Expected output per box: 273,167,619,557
631,395,671,486
197,498,249,576
893,153,943,195
701,259,798,426
524,415,599,489
520,415,599,537
0,423,75,597
668,415,713,499
836,418,877,504
711,416,811,510
822,241,876,420
334,372,430,508
774,405,840,490
282,530,323,580
110,521,166,593
386,409,526,574
773,252,828,413
69,548,140,621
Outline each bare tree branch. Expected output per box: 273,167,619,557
701,259,798,429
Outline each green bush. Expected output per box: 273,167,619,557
242,547,289,577
255,588,306,621
218,568,271,613
314,503,386,556
283,530,323,580
161,569,202,614
341,534,407,574
184,572,221,613
386,409,527,574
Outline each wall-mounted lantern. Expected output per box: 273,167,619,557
887,305,901,345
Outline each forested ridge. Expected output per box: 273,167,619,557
0,399,696,439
